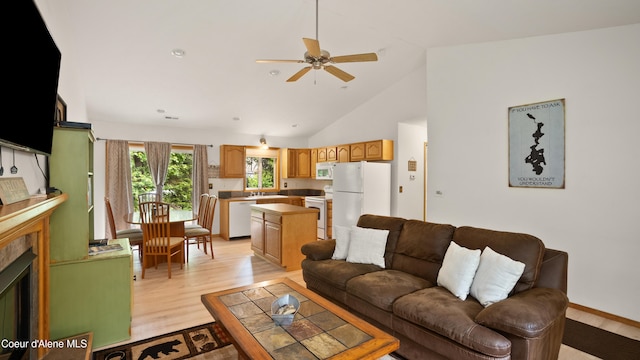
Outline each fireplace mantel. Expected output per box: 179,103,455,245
0,193,67,359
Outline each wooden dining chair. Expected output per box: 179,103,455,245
139,201,184,279
138,192,158,203
185,194,210,231
184,194,210,261
105,197,144,257
184,195,217,259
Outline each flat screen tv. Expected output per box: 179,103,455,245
0,0,61,156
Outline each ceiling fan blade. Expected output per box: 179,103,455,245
324,65,355,82
302,38,321,58
330,52,378,63
286,67,312,82
256,59,305,63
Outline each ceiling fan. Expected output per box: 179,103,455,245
256,0,378,82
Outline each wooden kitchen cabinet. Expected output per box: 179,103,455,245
311,148,318,178
264,213,282,265
349,140,394,161
327,146,338,162
250,204,318,271
316,147,327,162
250,211,264,252
364,139,394,161
220,145,245,178
281,148,311,178
350,142,366,161
336,145,350,162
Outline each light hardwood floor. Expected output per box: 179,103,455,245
98,236,640,359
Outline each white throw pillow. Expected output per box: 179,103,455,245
470,246,526,307
437,242,481,300
331,225,353,260
345,227,389,268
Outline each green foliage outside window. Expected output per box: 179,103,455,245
131,150,193,210
246,156,275,189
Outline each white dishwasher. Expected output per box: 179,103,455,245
228,200,256,238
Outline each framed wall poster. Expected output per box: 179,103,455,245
509,99,565,188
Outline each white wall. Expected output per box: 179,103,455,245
310,63,427,217
397,122,427,220
426,24,640,321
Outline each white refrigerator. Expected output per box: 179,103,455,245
332,161,391,231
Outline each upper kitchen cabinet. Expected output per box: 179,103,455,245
365,140,394,161
350,142,366,161
336,145,350,162
281,148,311,178
316,147,327,162
327,147,338,162
310,148,318,179
220,145,245,178
351,140,394,161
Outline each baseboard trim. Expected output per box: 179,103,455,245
569,302,640,328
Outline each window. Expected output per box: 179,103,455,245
245,147,278,191
130,144,193,210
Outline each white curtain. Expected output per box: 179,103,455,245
144,142,171,201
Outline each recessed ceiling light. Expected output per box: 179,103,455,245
269,70,280,76
291,124,298,128
157,109,166,113
232,117,240,121
171,49,186,58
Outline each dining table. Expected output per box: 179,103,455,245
124,209,197,237
124,209,197,268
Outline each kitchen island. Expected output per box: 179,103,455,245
219,195,304,240
250,203,319,271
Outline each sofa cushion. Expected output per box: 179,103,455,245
356,215,406,268
452,226,545,294
346,227,389,268
346,270,433,311
331,225,352,260
392,220,455,283
470,247,526,307
300,259,381,291
437,242,481,300
393,287,511,357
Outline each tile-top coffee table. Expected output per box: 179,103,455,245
201,278,399,360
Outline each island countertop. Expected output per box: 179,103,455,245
250,203,319,215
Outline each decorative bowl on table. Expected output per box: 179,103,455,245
271,294,299,326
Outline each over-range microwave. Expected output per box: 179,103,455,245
315,162,335,180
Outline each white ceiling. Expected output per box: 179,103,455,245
38,0,640,138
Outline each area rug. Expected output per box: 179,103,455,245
562,318,640,360
93,323,236,360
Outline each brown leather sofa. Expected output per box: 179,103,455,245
301,215,569,360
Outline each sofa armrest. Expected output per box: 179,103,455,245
301,239,336,261
475,287,568,338
536,249,568,293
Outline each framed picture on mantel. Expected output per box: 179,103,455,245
54,94,67,125
508,99,565,189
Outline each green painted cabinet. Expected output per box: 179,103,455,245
49,239,132,348
49,127,95,262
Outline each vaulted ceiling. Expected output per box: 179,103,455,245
37,0,640,137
